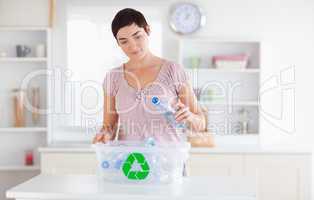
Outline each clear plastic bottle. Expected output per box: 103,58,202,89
144,137,156,147
151,96,185,129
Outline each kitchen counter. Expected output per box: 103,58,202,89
36,141,311,200
38,143,312,154
6,174,256,200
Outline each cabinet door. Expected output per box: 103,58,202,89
187,154,244,176
244,155,311,200
41,153,97,175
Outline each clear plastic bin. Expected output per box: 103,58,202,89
93,141,190,184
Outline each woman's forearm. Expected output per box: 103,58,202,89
187,112,206,132
100,123,118,139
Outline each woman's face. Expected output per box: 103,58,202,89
116,23,150,61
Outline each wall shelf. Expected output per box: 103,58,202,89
200,100,259,106
0,26,49,31
0,57,47,62
0,165,40,171
186,68,260,73
0,127,47,133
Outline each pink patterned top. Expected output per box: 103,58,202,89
103,60,189,142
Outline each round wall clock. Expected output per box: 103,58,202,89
169,2,206,35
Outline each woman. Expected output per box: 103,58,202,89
93,8,206,143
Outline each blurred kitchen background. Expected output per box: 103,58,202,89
0,0,313,199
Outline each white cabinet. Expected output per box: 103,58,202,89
187,153,311,200
186,154,243,176
39,148,311,200
244,155,311,200
39,149,311,200
40,151,243,176
41,153,97,175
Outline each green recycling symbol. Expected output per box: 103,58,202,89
122,152,150,180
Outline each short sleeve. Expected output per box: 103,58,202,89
103,68,120,96
169,62,190,94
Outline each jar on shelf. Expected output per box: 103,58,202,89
31,87,40,125
190,57,201,69
24,149,34,166
12,88,26,127
238,108,250,134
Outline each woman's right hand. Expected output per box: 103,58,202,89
92,133,112,144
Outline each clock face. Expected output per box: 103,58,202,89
169,3,205,35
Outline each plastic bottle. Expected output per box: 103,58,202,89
144,137,156,147
151,96,185,129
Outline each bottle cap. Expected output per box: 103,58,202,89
151,96,160,105
145,137,156,147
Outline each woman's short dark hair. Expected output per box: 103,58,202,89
111,8,149,39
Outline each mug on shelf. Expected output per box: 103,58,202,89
16,45,31,57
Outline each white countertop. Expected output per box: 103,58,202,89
38,143,312,154
6,174,256,200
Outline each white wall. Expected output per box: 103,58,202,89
0,0,49,26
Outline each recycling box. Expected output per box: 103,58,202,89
93,141,190,184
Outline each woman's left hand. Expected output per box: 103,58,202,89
174,101,193,123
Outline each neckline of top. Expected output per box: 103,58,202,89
121,59,168,92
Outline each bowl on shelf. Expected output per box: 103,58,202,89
212,54,249,70
186,56,202,69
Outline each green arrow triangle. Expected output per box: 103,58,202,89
141,161,150,171
133,153,145,164
122,162,132,174
135,171,149,179
125,153,135,163
127,171,137,179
